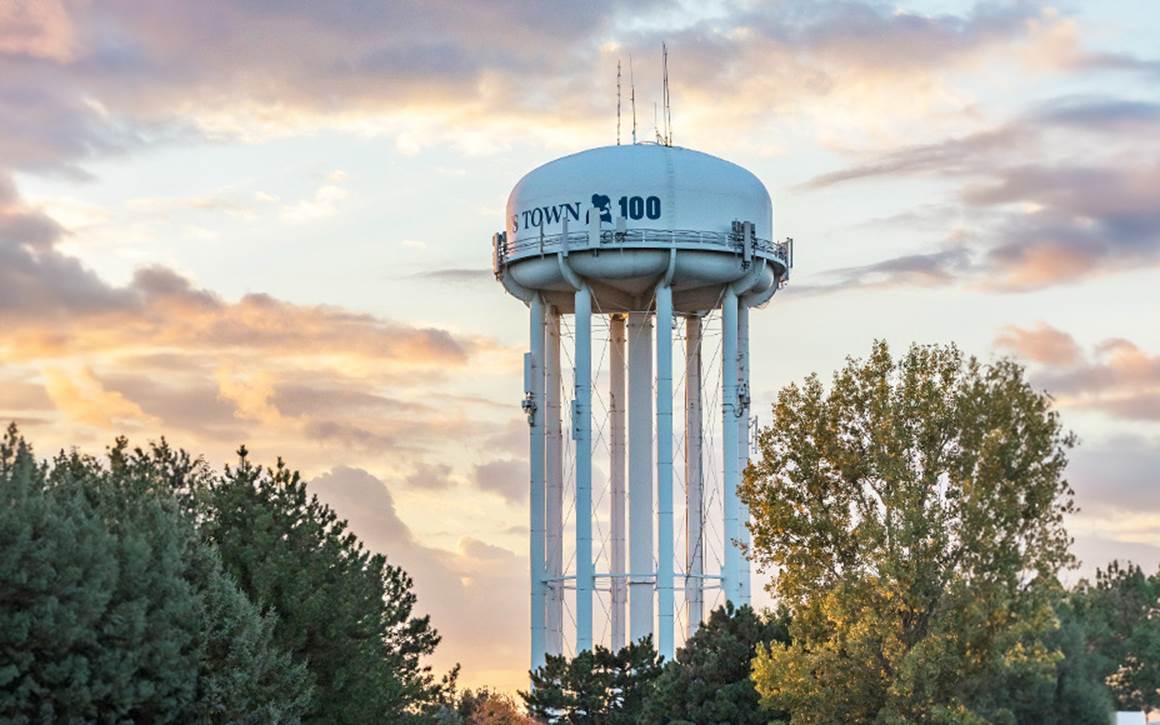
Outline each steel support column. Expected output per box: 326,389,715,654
737,303,752,606
609,314,627,652
684,315,703,637
722,288,741,604
655,285,674,660
528,295,546,670
574,286,593,652
545,307,563,654
627,311,654,643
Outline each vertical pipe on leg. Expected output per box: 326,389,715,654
737,303,752,606
684,315,703,638
609,314,627,652
545,307,563,654
528,295,546,670
655,284,675,660
722,288,740,605
573,285,594,652
627,311,654,644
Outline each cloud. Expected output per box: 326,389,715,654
307,466,527,689
991,326,1160,574
800,125,1030,190
412,268,493,284
472,458,527,503
0,0,75,62
42,367,158,429
0,171,498,471
96,372,245,441
281,181,348,223
799,96,1160,292
994,323,1160,421
1068,439,1160,516
0,176,63,247
994,322,1082,366
302,419,398,452
0,249,476,365
404,462,454,490
802,97,1160,190
1072,51,1160,80
790,245,973,296
215,367,285,425
0,0,1079,180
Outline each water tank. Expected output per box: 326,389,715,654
494,144,790,312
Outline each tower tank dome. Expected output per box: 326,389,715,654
495,143,790,313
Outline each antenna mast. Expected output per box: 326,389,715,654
616,60,622,145
662,43,672,146
629,55,637,144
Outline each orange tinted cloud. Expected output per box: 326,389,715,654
994,321,1082,366
0,0,74,62
2,264,476,368
995,322,1160,421
42,367,159,429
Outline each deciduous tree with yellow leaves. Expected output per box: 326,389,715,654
741,342,1083,724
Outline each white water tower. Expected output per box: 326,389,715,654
494,143,791,670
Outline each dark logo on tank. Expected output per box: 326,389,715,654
589,194,612,223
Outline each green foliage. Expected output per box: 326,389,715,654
643,602,789,724
196,446,451,723
0,425,309,723
1072,560,1160,712
189,547,313,723
1036,597,1115,724
434,687,538,725
740,342,1079,723
522,637,662,724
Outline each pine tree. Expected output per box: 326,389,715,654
1072,561,1160,713
196,447,451,723
0,425,120,720
522,636,663,724
0,426,311,723
643,603,790,724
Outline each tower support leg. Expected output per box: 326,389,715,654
528,295,546,669
684,315,703,637
546,307,563,653
656,286,675,660
609,314,627,652
574,286,594,652
737,303,752,606
722,289,741,604
627,311,654,644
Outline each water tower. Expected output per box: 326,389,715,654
493,143,791,669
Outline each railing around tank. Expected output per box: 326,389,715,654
492,227,792,276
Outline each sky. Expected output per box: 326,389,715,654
1,0,1159,692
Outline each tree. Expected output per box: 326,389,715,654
1038,596,1115,724
189,547,314,723
435,687,538,725
0,426,309,723
1072,561,1160,712
740,342,1078,723
108,436,314,723
522,637,662,724
196,447,452,723
643,603,790,724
